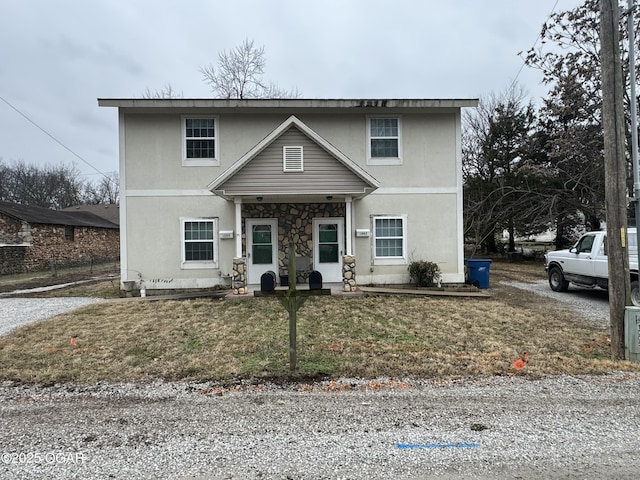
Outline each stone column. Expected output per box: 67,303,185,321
232,257,247,294
342,254,357,292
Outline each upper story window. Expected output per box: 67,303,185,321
182,116,219,166
372,215,407,265
367,116,402,165
181,218,219,269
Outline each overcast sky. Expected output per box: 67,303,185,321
0,0,583,181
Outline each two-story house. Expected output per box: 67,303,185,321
98,98,477,293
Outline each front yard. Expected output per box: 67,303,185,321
1,259,637,384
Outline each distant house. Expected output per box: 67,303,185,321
99,98,477,293
0,201,119,274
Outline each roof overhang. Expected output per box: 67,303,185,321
98,98,479,113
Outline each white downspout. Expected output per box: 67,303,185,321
118,109,128,285
234,197,242,258
345,195,353,255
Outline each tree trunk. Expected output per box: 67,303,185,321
508,219,516,252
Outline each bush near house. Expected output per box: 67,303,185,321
408,260,441,287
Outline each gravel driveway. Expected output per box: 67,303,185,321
0,298,101,336
500,279,610,328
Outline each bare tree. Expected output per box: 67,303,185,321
200,38,300,99
142,83,183,99
0,159,85,209
83,172,119,204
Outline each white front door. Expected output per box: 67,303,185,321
313,217,344,283
246,219,278,284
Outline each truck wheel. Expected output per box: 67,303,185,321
549,267,569,292
631,281,640,306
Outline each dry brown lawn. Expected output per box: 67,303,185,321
1,259,638,384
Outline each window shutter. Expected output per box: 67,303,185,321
283,146,303,172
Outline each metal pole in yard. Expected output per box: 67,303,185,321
288,244,297,371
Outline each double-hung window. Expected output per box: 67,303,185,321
367,116,402,165
372,215,407,264
181,218,218,269
182,116,219,166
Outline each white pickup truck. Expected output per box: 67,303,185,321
544,229,640,305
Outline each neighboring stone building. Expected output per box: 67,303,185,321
0,201,119,274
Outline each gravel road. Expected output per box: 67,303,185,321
1,375,640,479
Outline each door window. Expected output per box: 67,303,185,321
252,225,273,264
318,224,339,263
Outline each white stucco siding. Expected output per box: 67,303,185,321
124,115,181,190
122,111,458,192
123,195,236,289
352,192,463,285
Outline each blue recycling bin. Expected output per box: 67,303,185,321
465,259,492,289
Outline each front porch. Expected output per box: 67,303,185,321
229,201,358,294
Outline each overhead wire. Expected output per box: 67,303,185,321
507,0,561,95
0,93,109,179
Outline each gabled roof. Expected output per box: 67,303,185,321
62,204,120,225
208,115,379,199
0,201,119,229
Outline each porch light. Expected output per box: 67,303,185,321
326,195,333,200
256,196,263,201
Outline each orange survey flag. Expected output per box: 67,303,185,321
513,351,529,370
513,358,525,370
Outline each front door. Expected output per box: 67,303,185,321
313,217,344,283
246,219,278,284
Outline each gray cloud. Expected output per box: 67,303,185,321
0,0,583,176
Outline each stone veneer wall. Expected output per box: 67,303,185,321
232,257,247,294
342,254,357,292
0,213,22,243
242,203,346,279
0,213,119,274
0,246,28,274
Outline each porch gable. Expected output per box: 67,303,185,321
208,115,379,200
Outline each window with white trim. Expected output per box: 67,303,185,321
372,215,407,264
367,116,402,165
283,146,303,172
182,116,219,166
181,218,218,268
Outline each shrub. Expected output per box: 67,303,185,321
408,261,441,287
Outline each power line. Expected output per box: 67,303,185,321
0,94,109,179
508,0,561,95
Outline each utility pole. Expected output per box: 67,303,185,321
600,0,630,360
628,0,640,271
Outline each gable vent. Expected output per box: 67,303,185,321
283,146,304,172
